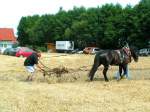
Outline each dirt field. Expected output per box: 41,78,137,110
0,53,150,112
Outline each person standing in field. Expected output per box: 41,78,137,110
116,41,130,80
24,50,44,81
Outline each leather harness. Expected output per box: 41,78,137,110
115,48,131,64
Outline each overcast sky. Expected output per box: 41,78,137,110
0,0,140,35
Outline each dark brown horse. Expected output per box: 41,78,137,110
88,47,138,82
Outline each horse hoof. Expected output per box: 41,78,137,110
90,79,93,82
89,78,93,81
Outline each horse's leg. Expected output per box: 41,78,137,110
117,65,123,80
123,64,129,79
103,65,109,82
88,62,100,81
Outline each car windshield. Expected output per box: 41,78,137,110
140,49,147,52
14,48,20,51
20,47,34,52
24,49,33,52
94,48,99,51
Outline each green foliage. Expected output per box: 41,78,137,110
17,1,149,49
36,46,47,52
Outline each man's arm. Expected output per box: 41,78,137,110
36,63,45,72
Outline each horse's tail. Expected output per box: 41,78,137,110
88,52,101,81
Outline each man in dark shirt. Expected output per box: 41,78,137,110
24,51,44,81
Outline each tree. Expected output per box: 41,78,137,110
17,1,149,49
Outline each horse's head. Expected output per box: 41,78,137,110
130,46,139,62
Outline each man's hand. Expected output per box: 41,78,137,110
41,68,45,72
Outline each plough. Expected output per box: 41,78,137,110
42,66,69,77
39,60,93,77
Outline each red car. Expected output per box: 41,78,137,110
16,47,34,57
83,47,100,54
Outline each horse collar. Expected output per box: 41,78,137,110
123,48,131,57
